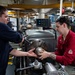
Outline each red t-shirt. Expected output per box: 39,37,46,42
55,30,75,66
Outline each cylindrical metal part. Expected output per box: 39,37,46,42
32,59,42,69
45,62,59,75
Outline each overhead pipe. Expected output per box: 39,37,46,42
72,0,74,11
60,0,63,16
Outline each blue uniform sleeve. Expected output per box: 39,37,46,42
0,23,22,43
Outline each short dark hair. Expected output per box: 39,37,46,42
0,5,7,17
56,16,70,27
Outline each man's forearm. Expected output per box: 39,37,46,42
10,49,28,56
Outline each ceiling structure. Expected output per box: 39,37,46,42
0,0,75,17
0,0,74,9
13,0,44,5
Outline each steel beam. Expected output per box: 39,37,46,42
6,3,75,9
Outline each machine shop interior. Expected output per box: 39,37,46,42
0,0,75,75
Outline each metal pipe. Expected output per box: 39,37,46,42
60,0,63,16
16,66,33,72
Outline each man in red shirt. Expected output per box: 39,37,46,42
39,16,75,66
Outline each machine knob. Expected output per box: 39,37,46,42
35,47,44,55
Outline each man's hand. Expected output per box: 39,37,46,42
27,48,37,57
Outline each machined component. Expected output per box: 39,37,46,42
45,62,59,75
35,47,44,55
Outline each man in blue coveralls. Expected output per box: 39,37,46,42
0,5,37,75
